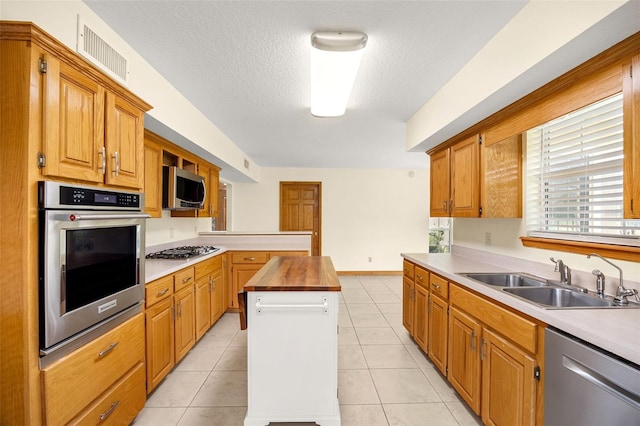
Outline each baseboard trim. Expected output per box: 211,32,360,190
336,271,402,276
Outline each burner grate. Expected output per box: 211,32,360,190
146,245,219,259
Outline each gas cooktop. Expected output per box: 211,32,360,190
145,245,219,260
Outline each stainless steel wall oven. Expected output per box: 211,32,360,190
38,181,149,364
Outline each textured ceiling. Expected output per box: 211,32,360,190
84,1,529,170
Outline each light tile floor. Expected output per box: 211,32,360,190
133,275,483,426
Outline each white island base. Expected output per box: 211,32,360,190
244,290,341,426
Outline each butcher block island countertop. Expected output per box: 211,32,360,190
242,256,342,292
240,256,342,426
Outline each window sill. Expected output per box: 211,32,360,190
520,236,640,262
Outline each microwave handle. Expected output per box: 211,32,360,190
201,179,206,209
63,213,151,221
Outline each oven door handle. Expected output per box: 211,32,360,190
65,213,151,221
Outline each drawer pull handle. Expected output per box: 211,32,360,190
417,274,423,280
182,276,192,283
98,342,119,358
99,400,120,421
244,257,256,261
157,288,169,296
432,284,441,290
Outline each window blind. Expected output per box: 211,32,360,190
526,93,640,245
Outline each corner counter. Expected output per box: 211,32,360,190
199,231,312,251
402,251,640,366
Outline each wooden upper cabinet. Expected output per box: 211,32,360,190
480,134,522,218
429,135,480,217
105,92,145,188
41,51,150,189
43,54,105,184
429,149,450,217
144,136,163,218
623,54,640,218
450,135,480,217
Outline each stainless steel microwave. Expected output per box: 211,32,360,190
162,166,206,210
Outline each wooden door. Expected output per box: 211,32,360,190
280,182,321,255
194,276,211,341
448,307,482,414
43,54,105,183
428,294,448,375
429,148,450,217
402,276,415,335
413,282,429,351
105,91,144,189
451,135,480,217
174,286,196,362
481,328,536,426
623,54,640,218
144,297,174,393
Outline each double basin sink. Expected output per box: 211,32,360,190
460,273,639,309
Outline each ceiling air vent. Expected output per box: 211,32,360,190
77,16,129,85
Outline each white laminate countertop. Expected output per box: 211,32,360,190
402,252,640,366
145,248,228,282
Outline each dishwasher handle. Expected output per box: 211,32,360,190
255,296,328,315
563,355,640,410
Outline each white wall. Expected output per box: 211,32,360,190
232,168,430,272
452,218,640,289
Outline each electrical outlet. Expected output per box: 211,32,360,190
368,257,372,263
485,232,492,246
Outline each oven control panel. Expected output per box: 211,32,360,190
39,181,143,210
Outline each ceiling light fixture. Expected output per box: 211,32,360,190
310,31,368,117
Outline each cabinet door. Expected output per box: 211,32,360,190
195,276,211,341
429,148,450,217
143,138,162,217
105,92,145,189
402,276,415,336
428,294,448,376
481,328,536,426
451,135,480,217
198,162,212,218
623,54,640,218
481,134,522,218
145,297,174,393
448,307,481,414
210,270,224,323
413,282,428,352
231,263,264,309
174,285,196,362
43,54,105,183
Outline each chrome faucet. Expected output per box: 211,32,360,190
587,253,639,305
591,269,606,297
550,257,572,286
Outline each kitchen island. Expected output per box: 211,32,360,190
240,256,341,426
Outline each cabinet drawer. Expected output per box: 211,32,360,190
194,255,222,279
231,251,268,264
403,260,415,279
69,362,146,425
430,274,449,300
415,266,429,289
268,250,308,258
42,314,145,425
174,266,195,291
450,284,537,353
146,275,173,307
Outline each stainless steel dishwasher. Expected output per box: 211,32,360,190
545,327,640,425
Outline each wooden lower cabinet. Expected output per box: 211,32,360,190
145,296,175,392
402,276,415,335
195,275,212,341
227,251,308,309
174,284,196,362
448,306,482,414
413,281,429,352
41,314,145,425
428,293,448,376
481,329,536,426
210,269,224,323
